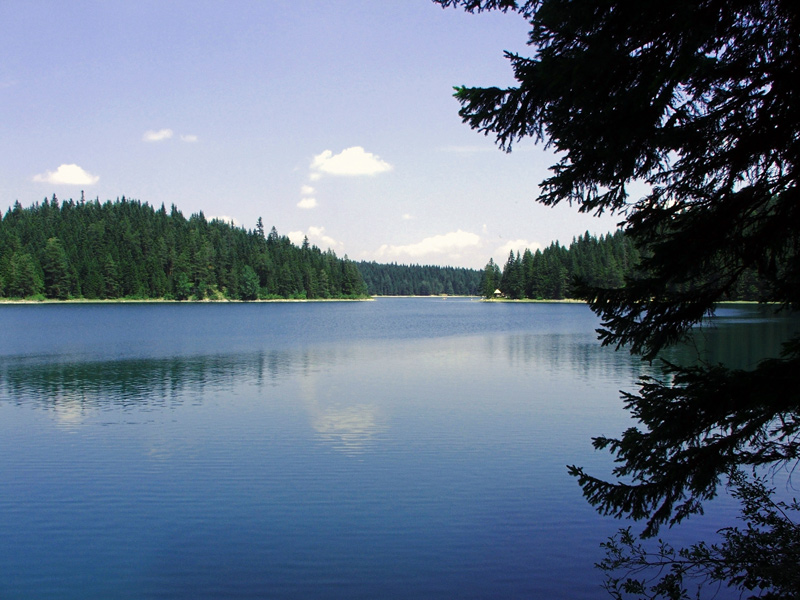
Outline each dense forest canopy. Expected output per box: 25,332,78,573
357,261,483,296
0,196,367,301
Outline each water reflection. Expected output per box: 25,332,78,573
499,332,649,384
4,302,794,600
0,337,572,411
6,304,790,450
0,328,643,458
296,370,387,454
0,346,391,453
309,404,385,453
662,304,800,369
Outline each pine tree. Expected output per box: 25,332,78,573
6,252,43,297
480,259,499,297
42,237,71,299
238,265,260,300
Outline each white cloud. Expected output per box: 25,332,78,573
494,239,542,261
142,129,197,143
297,197,318,209
209,215,240,226
300,185,315,195
376,230,481,260
307,226,341,248
143,128,174,142
310,146,392,177
32,163,99,185
288,230,306,246
402,213,413,220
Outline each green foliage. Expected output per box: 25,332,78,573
480,258,502,297
42,237,71,299
357,261,482,296
5,252,43,297
438,0,799,596
238,265,260,301
0,197,368,301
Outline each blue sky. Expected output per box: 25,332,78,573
0,0,622,268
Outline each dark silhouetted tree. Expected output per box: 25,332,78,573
436,0,800,597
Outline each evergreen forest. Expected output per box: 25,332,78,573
482,230,769,301
357,261,482,296
0,196,367,301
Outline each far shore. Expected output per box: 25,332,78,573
479,297,584,303
0,296,763,306
371,295,584,302
0,297,373,305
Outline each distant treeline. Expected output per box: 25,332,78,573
357,261,483,296
0,196,367,300
483,230,769,300
357,232,637,298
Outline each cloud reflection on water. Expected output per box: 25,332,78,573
0,346,392,452
4,311,780,447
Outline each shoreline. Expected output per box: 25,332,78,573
0,296,765,306
0,297,373,305
479,297,584,303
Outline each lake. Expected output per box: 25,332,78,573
0,299,793,599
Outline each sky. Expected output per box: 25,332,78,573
0,0,624,269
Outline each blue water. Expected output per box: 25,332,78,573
0,299,791,599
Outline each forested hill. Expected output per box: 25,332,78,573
0,196,367,300
357,261,483,296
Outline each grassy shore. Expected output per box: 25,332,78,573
0,296,373,304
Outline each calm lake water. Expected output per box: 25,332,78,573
0,299,794,599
